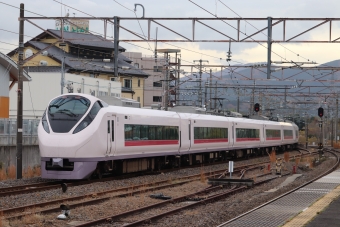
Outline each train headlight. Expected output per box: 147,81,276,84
42,111,50,133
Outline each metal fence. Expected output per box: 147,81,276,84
0,118,40,145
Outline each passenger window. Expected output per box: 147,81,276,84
107,120,110,133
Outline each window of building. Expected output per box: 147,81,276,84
137,97,140,102
138,79,140,87
89,73,95,78
153,82,162,87
110,77,115,81
124,79,132,88
134,63,139,68
153,66,163,72
153,96,162,102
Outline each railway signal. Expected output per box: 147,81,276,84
318,107,324,118
254,103,260,112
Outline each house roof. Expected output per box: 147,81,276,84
0,52,31,81
22,41,148,77
44,29,126,51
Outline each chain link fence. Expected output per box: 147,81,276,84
0,119,40,145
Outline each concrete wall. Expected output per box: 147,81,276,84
0,145,40,170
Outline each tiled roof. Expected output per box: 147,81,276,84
25,41,148,77
47,29,126,51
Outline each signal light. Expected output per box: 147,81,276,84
254,103,260,112
318,107,324,117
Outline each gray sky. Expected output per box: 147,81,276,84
1,0,340,67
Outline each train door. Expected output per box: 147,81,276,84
231,122,235,147
106,116,116,156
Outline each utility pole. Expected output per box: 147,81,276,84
16,3,24,179
60,56,65,94
114,16,120,78
267,17,272,79
336,98,338,144
193,59,208,107
176,57,181,106
209,69,212,111
164,53,169,111
237,88,240,113
305,113,308,148
214,81,217,110
204,80,208,108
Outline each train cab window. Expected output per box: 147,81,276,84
73,101,103,134
48,95,91,133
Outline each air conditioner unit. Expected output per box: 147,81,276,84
39,60,48,66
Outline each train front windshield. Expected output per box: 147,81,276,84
48,95,91,133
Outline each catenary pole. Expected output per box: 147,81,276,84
16,3,24,179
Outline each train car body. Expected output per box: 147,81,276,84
38,94,298,179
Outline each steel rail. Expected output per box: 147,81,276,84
2,162,266,219
75,171,285,227
216,149,339,227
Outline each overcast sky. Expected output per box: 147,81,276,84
1,0,340,68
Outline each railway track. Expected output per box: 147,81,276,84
217,148,339,227
1,148,318,226
1,161,266,220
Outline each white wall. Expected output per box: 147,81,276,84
9,72,121,119
0,63,9,97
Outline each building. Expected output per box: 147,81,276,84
7,29,149,106
0,52,31,118
122,52,179,108
8,72,121,119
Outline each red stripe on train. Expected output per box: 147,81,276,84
236,138,260,142
125,140,179,146
194,139,228,144
266,137,281,140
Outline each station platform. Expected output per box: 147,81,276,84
218,169,340,227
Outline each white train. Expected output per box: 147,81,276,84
38,94,299,179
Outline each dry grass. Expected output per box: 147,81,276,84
34,166,41,176
22,213,42,225
269,150,276,163
200,166,206,183
295,157,301,166
0,169,6,181
0,165,42,181
7,165,16,179
23,166,34,179
308,157,314,169
284,152,290,162
334,142,340,148
0,210,3,227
